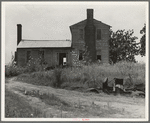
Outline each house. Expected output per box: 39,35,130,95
16,9,111,67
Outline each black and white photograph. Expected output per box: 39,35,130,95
2,1,149,121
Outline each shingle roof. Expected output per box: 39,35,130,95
17,40,72,48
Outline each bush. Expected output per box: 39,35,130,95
5,64,26,77
25,58,47,73
5,58,48,77
53,68,63,88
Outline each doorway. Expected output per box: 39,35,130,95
59,53,66,66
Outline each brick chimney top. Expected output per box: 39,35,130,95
17,24,22,27
87,9,94,24
17,24,22,45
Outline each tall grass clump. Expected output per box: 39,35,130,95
25,58,47,73
16,60,145,90
52,68,63,88
5,64,26,77
17,71,54,86
5,58,47,77
61,61,145,89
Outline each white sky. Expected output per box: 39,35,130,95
2,2,148,64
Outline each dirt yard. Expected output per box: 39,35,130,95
5,77,145,118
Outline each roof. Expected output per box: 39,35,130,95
17,40,72,48
70,19,111,28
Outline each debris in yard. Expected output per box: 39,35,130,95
113,78,124,92
131,90,145,97
86,88,99,93
134,83,145,92
102,77,111,94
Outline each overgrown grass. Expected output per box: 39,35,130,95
18,89,122,118
5,64,26,77
5,88,43,118
16,61,145,90
5,58,47,77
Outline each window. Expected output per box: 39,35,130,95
79,50,83,60
97,55,101,60
38,51,44,60
97,29,101,40
27,51,31,62
79,29,84,40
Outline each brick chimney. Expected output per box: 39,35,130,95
87,9,94,25
17,24,22,45
84,9,96,62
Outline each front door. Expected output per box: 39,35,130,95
59,53,66,66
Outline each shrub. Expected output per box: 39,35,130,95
5,64,26,77
25,58,47,73
53,68,63,88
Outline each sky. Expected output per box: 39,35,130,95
2,2,148,64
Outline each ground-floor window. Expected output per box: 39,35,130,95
27,51,31,62
38,51,44,60
79,50,83,60
97,55,101,60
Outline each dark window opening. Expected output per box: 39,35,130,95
38,51,44,60
59,53,66,66
97,55,101,60
79,29,84,40
97,29,101,40
27,51,31,62
79,50,83,60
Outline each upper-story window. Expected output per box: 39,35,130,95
97,29,101,40
79,29,84,40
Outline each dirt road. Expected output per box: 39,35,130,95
5,77,145,118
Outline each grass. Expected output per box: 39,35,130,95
17,89,123,118
20,89,71,111
5,88,43,118
5,61,145,118
16,61,145,91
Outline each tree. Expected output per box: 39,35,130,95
109,29,140,64
140,24,146,56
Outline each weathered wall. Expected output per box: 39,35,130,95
70,21,86,51
70,19,110,64
94,21,110,63
17,49,26,66
17,48,72,67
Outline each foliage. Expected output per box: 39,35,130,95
140,24,146,56
17,61,145,90
5,56,48,77
25,57,47,72
53,68,63,88
5,64,26,77
82,45,92,65
109,29,140,64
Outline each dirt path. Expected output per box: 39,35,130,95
5,77,145,118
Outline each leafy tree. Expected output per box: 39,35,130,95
109,29,140,64
140,24,146,56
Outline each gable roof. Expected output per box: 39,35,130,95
70,19,111,28
17,40,72,48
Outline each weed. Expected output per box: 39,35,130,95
16,61,145,90
53,68,63,88
5,88,43,118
